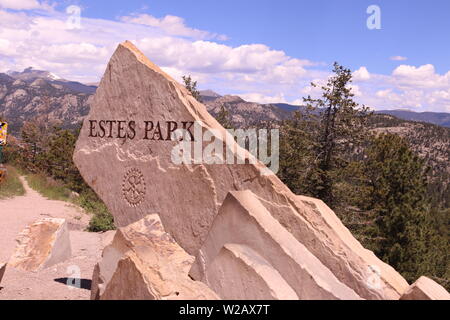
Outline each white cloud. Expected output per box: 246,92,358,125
0,8,449,113
393,64,435,78
0,38,14,55
376,89,392,98
0,8,318,96
350,84,362,97
353,64,450,112
0,9,32,27
121,13,228,41
0,0,50,11
391,64,450,89
353,66,371,81
237,92,288,104
136,38,309,75
390,55,408,61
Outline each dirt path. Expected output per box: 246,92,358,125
0,176,108,300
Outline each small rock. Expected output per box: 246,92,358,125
69,191,80,200
92,214,219,300
9,218,72,272
400,276,450,300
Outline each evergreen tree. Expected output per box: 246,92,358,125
278,110,317,195
215,105,234,129
20,120,46,170
182,75,202,102
42,128,84,192
364,133,447,283
301,62,371,206
182,75,234,129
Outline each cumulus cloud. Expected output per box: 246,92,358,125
0,8,33,27
353,67,371,81
376,89,392,98
0,38,14,56
135,38,310,75
0,7,449,112
393,64,435,78
0,0,51,11
391,64,450,89
238,92,289,104
390,55,408,61
0,7,317,90
121,13,228,41
352,64,450,112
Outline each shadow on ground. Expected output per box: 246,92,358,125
54,278,92,291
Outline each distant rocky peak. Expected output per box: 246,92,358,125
199,89,222,102
7,67,62,81
216,95,245,104
199,89,221,98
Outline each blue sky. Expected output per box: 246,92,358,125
1,0,450,112
62,0,450,75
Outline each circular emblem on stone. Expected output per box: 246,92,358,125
122,168,146,207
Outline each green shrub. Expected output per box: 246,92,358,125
25,172,115,232
76,188,115,232
87,210,115,232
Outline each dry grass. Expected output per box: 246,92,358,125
0,165,25,199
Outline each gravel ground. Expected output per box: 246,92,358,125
0,176,106,300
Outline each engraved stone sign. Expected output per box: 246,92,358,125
73,41,410,300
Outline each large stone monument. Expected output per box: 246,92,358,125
74,41,448,300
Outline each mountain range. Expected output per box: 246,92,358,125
199,90,449,207
0,68,94,132
375,109,450,128
1,67,449,131
200,91,450,128
0,67,448,206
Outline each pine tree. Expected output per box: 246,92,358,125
20,120,45,169
278,110,317,195
364,133,446,283
215,105,234,129
302,62,371,206
42,128,84,192
182,75,202,102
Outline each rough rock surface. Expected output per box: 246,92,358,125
400,276,450,300
0,262,6,284
90,230,117,300
73,41,410,300
204,244,298,300
190,190,361,300
91,214,219,300
9,218,71,272
295,195,409,299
